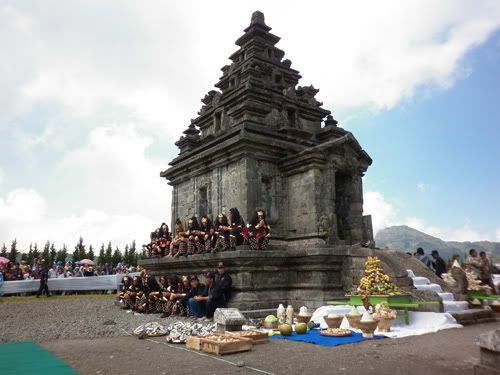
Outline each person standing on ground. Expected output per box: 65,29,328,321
415,248,432,268
36,260,50,297
431,250,447,278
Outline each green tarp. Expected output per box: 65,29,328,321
0,341,78,374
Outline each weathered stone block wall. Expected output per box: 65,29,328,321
171,159,248,225
284,168,323,238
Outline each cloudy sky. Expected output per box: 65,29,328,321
1,1,500,250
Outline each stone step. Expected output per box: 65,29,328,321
438,292,455,301
443,301,469,313
451,308,497,325
415,283,443,293
406,269,416,278
240,308,276,319
412,276,431,286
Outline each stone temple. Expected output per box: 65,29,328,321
143,11,384,310
162,11,373,246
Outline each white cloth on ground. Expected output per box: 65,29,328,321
311,305,462,338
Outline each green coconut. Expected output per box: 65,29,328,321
278,324,293,336
295,322,308,334
265,315,278,322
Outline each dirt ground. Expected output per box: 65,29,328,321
41,321,499,375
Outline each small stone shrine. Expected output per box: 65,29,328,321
142,11,393,311
214,308,246,333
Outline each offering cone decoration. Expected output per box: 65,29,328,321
355,256,403,296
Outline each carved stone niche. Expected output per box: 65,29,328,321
296,85,322,107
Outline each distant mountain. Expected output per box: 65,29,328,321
375,225,500,262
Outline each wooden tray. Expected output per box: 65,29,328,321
226,330,269,344
320,329,352,337
186,336,204,351
200,334,252,355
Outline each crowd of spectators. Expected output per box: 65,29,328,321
0,259,138,282
412,247,495,288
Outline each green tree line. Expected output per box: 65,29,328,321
0,237,140,267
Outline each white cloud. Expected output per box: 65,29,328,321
0,188,47,225
363,191,396,234
404,217,445,238
417,182,436,193
1,1,500,248
56,124,170,217
0,125,172,249
1,1,500,138
448,226,487,242
0,166,4,185
0,198,158,250
496,228,500,241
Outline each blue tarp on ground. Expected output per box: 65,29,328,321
270,329,384,347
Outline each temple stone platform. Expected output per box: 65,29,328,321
140,245,377,310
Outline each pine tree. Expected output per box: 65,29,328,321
41,241,50,264
33,243,40,262
98,244,106,266
73,237,86,262
56,244,68,264
123,244,130,265
49,243,57,264
87,244,95,261
1,243,8,257
129,240,137,266
9,239,19,263
112,247,122,267
105,242,113,265
27,243,34,264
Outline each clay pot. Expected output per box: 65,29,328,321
323,315,344,329
346,314,362,329
358,320,379,338
297,313,313,324
376,318,394,332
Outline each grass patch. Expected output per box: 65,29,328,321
0,294,116,303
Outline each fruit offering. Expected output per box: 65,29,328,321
354,256,403,296
373,303,397,320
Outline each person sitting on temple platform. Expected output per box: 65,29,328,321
183,275,207,318
247,208,271,250
184,217,203,255
479,251,494,289
465,249,482,276
199,215,216,253
157,222,172,257
214,213,231,252
170,218,188,257
143,231,159,258
228,207,246,250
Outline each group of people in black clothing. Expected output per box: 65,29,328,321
117,262,232,319
143,208,271,258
